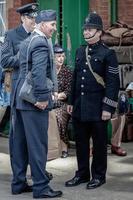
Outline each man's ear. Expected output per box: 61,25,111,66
21,15,27,24
42,22,47,29
21,15,25,23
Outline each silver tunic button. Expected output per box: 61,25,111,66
82,77,85,80
81,84,84,88
89,48,92,51
95,58,98,61
83,69,86,72
81,92,84,95
85,62,88,65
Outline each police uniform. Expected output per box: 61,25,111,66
65,13,120,189
71,42,119,121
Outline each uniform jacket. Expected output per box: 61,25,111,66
1,25,29,107
15,31,53,111
70,41,120,121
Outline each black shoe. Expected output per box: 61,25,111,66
61,151,68,158
33,188,63,198
12,185,32,195
45,170,53,181
86,178,105,189
65,176,89,187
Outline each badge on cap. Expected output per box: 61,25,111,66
32,12,38,17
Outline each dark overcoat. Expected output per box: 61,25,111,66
1,25,29,107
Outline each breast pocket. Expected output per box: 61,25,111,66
91,56,103,63
91,56,104,73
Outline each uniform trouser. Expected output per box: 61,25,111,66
10,108,50,196
9,107,28,191
73,119,108,181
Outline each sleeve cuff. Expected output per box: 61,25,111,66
35,93,49,102
103,97,118,108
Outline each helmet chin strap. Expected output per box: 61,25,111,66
84,30,98,40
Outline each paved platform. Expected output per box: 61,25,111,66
0,136,133,200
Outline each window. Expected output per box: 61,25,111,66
0,0,6,37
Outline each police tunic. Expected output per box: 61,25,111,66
70,41,120,121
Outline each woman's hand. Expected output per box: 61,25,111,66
67,105,73,115
58,92,67,100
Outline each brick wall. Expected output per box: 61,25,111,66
89,0,110,30
8,0,35,29
8,0,133,29
89,0,133,29
118,0,133,27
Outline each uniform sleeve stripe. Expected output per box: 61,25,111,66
108,66,118,70
108,66,119,74
108,70,119,74
103,97,118,108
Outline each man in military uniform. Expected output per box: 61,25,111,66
1,3,38,104
1,2,53,193
65,12,120,189
12,10,62,198
1,2,38,193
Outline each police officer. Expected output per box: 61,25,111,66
65,12,120,189
13,10,62,198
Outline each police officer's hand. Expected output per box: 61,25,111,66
34,101,48,110
67,105,73,115
102,111,111,121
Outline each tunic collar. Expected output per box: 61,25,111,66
88,40,102,49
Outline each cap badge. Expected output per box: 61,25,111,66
32,12,38,17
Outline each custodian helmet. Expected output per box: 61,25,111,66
83,12,103,30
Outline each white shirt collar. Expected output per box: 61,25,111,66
34,29,46,38
22,24,30,34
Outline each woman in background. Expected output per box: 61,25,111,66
54,44,72,158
